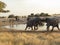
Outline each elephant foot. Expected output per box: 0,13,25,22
51,30,53,32
31,28,33,30
25,28,27,30
34,27,38,30
47,29,49,32
25,28,26,30
35,28,38,30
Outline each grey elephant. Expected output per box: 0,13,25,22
25,17,43,30
44,17,60,31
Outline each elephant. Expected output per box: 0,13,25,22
25,17,43,30
44,17,60,31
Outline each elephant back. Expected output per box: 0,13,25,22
46,17,59,26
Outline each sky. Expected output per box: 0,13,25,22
0,0,60,16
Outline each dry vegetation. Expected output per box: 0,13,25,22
0,32,60,45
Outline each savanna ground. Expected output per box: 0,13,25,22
0,18,60,45
0,31,60,45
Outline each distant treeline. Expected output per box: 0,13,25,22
8,13,51,18
28,13,51,17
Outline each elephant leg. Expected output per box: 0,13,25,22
51,26,54,31
56,25,60,31
47,26,50,31
36,25,38,30
31,27,33,30
25,26,28,30
34,26,36,30
36,26,38,30
34,26,38,30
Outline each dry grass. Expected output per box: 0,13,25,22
0,32,60,45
